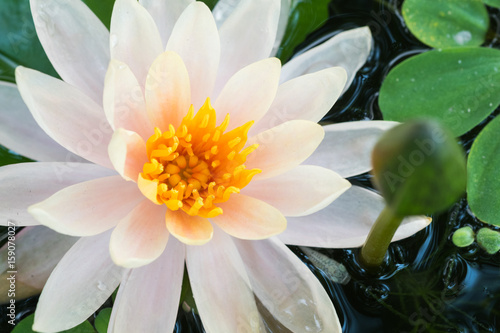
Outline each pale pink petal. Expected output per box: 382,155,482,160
270,0,292,55
30,0,109,104
145,51,191,129
108,129,147,181
103,60,153,140
212,194,286,239
139,0,193,47
278,185,432,248
166,2,220,110
280,27,372,94
0,162,114,226
251,67,347,136
242,165,351,217
0,226,77,302
214,0,280,96
214,58,281,130
28,176,144,236
186,228,264,332
304,120,399,178
166,210,213,245
0,82,84,162
110,200,169,268
16,67,113,168
110,0,164,88
246,120,324,179
212,0,240,27
234,237,342,332
33,230,124,332
108,238,185,333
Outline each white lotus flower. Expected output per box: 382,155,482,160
0,0,431,332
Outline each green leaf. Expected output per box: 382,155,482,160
276,0,330,63
402,0,489,48
199,0,218,10
12,314,95,333
371,120,466,216
379,48,500,136
483,0,500,8
0,0,57,80
0,145,32,167
94,308,112,333
83,0,116,30
476,228,500,254
467,115,500,226
452,226,475,247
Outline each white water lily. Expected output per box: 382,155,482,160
0,0,431,332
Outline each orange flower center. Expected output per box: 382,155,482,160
138,98,261,218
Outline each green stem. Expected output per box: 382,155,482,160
360,206,404,269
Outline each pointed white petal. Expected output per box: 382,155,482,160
108,129,147,181
33,230,125,332
0,162,114,226
280,27,372,94
186,228,264,332
235,237,342,333
0,81,84,162
278,186,432,248
304,120,399,178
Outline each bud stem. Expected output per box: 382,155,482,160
360,206,404,268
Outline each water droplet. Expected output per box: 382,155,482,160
410,78,415,82
467,108,471,113
458,60,462,64
110,34,118,48
97,280,107,291
489,102,493,107
453,31,472,45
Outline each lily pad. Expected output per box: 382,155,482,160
379,47,500,136
12,314,95,333
402,0,489,48
476,228,500,254
483,0,500,8
94,308,112,333
276,0,330,62
452,226,475,247
83,0,115,30
467,115,500,226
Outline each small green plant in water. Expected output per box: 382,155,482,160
361,120,467,269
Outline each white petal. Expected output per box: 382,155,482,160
166,2,220,109
280,26,372,94
186,228,264,332
304,120,399,178
246,120,324,179
278,185,432,248
103,60,153,140
145,51,191,129
30,0,110,104
214,58,281,130
271,0,292,56
166,210,214,246
28,176,144,236
212,0,240,27
251,67,347,136
33,230,125,332
110,0,164,88
16,67,113,168
242,165,351,216
109,238,185,333
234,237,342,333
139,0,193,47
214,0,280,96
0,226,78,302
0,81,84,162
108,129,147,181
0,162,114,226
212,194,287,239
110,200,169,268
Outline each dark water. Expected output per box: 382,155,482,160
2,0,500,332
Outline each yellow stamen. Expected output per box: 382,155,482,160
138,98,261,218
